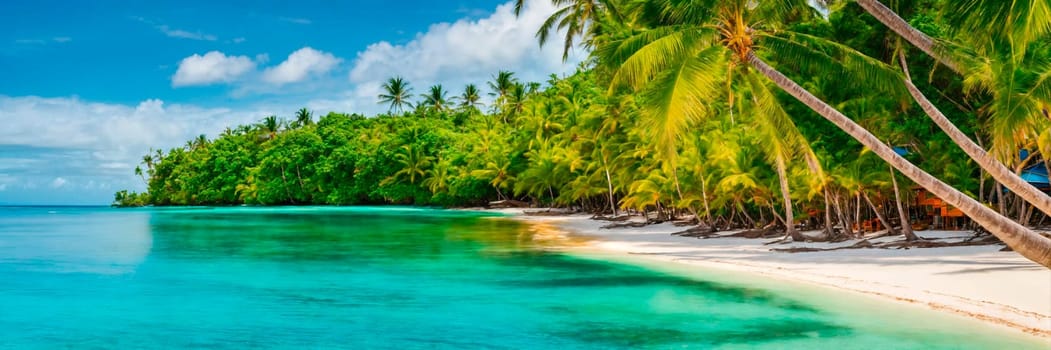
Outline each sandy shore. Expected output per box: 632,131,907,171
493,209,1051,338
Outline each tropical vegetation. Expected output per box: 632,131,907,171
117,0,1051,267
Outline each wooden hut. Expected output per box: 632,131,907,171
912,187,966,230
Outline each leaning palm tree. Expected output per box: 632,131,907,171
744,74,824,241
858,0,1051,64
566,0,1051,266
378,76,414,114
854,0,1051,218
514,0,621,60
896,48,1051,216
141,151,155,171
420,84,450,111
134,165,147,185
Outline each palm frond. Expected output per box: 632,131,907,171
758,31,908,101
638,45,727,161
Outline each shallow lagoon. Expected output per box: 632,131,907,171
0,206,1044,349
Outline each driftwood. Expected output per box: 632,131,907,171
729,228,782,239
671,226,782,239
672,226,718,238
601,219,665,229
771,239,875,253
524,209,580,216
672,219,698,227
771,234,1006,253
488,200,529,208
591,215,631,222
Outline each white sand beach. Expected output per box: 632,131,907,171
498,210,1051,338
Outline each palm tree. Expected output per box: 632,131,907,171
505,83,528,120
854,0,962,73
193,134,207,149
422,157,453,193
855,0,1051,217
745,74,823,241
888,163,918,240
488,70,517,108
575,0,1051,266
471,153,515,200
421,84,450,111
514,0,621,60
858,0,1051,63
460,84,483,109
260,115,280,140
294,108,313,128
134,165,147,185
750,52,1051,267
141,151,155,171
378,76,414,114
384,145,432,185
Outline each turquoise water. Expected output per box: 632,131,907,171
0,206,1045,349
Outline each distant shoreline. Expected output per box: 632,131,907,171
489,208,1051,339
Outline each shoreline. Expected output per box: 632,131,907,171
493,209,1051,339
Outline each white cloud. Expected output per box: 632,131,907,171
0,95,299,200
344,0,579,114
172,51,257,87
232,37,247,44
159,27,215,40
280,17,312,25
456,6,491,18
133,16,218,41
13,37,72,45
159,25,218,41
262,47,342,85
0,96,238,152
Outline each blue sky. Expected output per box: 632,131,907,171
0,0,580,205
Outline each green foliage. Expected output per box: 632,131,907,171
120,0,1044,229
112,190,149,207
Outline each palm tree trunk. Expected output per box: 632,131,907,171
979,167,986,203
759,205,766,225
832,190,854,237
898,52,1051,217
737,200,756,228
856,0,961,73
548,186,556,207
862,190,898,235
295,165,307,197
671,167,701,221
855,194,863,236
769,206,785,228
279,165,295,204
890,165,919,240
701,175,713,227
728,205,738,229
823,187,834,236
775,153,805,241
604,168,618,216
748,52,1051,268
997,183,1007,214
